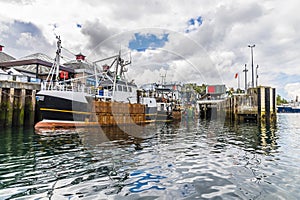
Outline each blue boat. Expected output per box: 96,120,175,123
277,103,300,113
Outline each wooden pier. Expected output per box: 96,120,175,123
0,80,40,128
198,86,276,122
198,99,226,119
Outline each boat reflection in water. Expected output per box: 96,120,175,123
79,124,158,148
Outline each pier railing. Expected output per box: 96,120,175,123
40,80,113,99
40,80,97,94
0,74,41,83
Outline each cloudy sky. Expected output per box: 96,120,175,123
0,0,299,100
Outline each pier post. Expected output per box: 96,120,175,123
0,88,3,127
271,88,276,121
204,104,207,119
22,89,39,127
234,96,238,122
6,88,14,127
30,90,35,126
257,87,266,120
230,97,234,120
17,89,26,126
265,87,270,122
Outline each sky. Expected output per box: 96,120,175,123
0,0,300,100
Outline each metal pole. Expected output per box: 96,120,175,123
238,73,240,89
256,64,259,87
248,44,255,88
251,47,254,87
243,64,248,92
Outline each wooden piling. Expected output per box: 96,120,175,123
257,86,276,122
15,89,26,126
6,88,14,127
0,80,41,128
198,100,224,120
0,88,3,127
24,90,36,126
20,89,26,126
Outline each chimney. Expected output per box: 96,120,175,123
0,45,4,52
75,53,85,61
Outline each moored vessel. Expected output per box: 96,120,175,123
35,36,157,130
141,82,182,122
277,104,300,113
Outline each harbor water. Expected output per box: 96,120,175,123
0,114,299,199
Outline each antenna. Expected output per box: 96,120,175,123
160,73,166,85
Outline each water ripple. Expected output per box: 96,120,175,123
0,115,300,199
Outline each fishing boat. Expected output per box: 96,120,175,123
141,82,182,122
35,36,157,130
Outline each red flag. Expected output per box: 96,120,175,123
235,73,238,79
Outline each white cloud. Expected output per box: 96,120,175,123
285,83,300,100
16,32,35,46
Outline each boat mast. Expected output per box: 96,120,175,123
55,36,62,84
112,52,121,101
93,62,98,90
45,35,62,90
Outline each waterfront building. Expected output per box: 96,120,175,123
0,45,16,62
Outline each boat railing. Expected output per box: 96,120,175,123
41,81,115,101
41,80,97,94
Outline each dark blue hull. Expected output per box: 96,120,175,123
277,106,300,113
37,94,90,121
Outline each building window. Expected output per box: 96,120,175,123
104,86,112,90
123,86,128,92
118,85,122,91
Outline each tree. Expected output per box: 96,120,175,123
276,94,288,105
193,84,206,95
